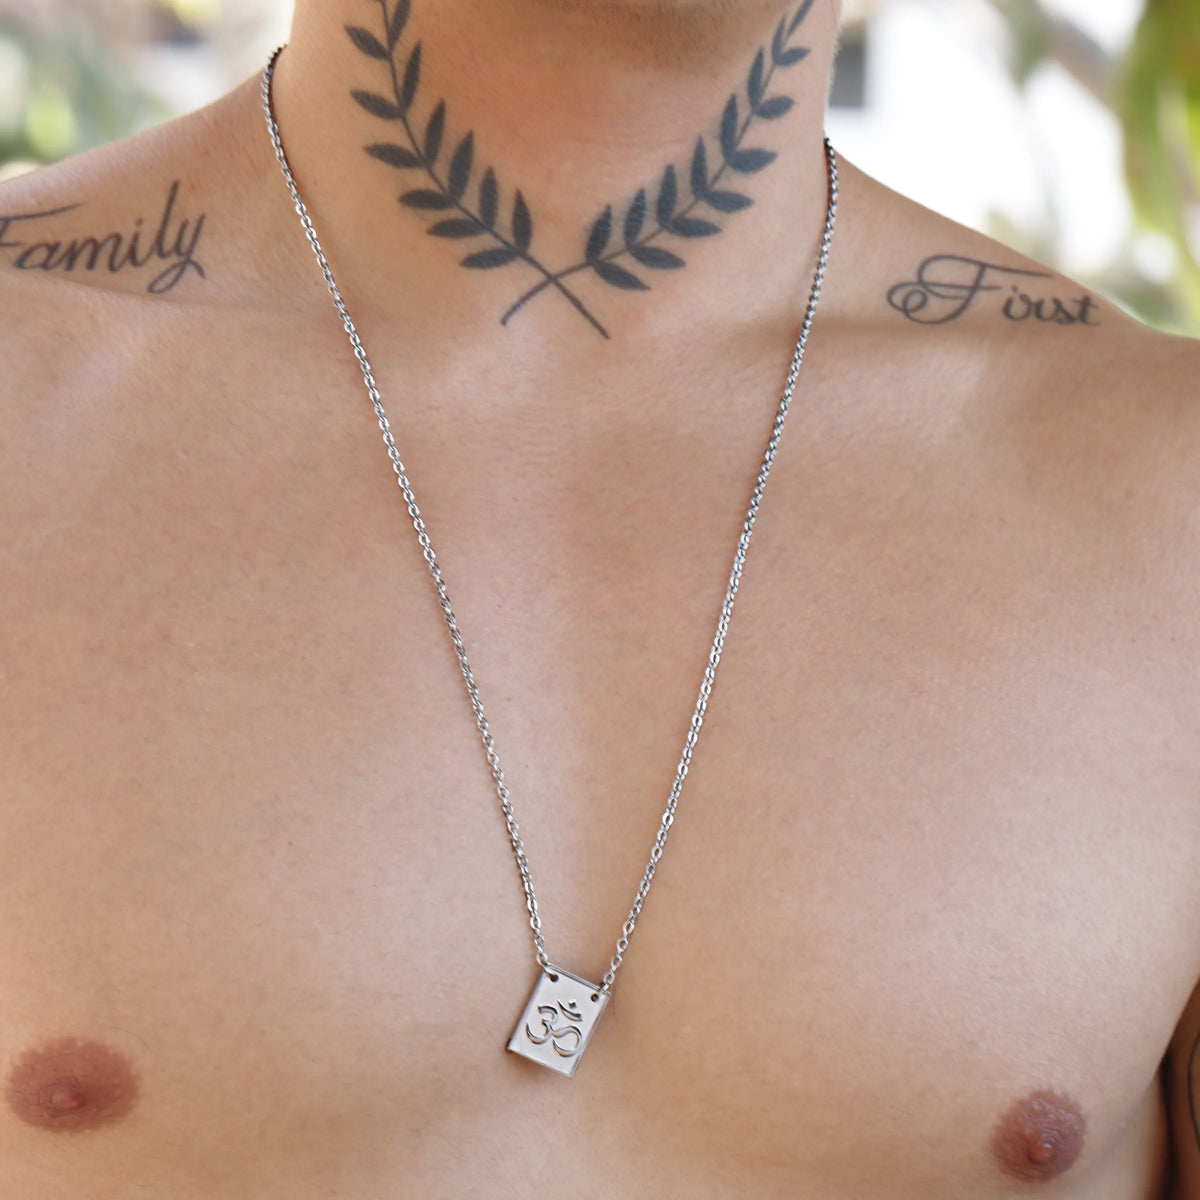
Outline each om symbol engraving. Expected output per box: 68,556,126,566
509,965,609,1075
525,1000,585,1058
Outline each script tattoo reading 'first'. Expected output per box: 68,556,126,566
0,181,207,294
346,0,820,338
888,254,1100,328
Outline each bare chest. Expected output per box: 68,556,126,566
0,343,1196,1198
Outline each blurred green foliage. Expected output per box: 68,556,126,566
0,16,166,170
1118,0,1200,331
990,0,1200,333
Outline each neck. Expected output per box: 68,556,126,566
270,0,837,345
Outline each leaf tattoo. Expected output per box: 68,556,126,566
586,206,613,262
347,0,608,335
479,168,498,228
347,0,817,337
346,25,389,60
511,191,533,253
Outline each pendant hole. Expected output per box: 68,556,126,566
547,973,559,982
591,993,600,1002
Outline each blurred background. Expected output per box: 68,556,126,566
0,0,1197,334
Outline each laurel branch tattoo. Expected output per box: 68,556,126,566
347,0,815,337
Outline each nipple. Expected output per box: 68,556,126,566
5,1038,139,1132
991,1089,1086,1182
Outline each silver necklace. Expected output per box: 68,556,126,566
262,47,838,1077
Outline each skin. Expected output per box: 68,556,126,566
991,1091,1087,1182
5,1040,139,1133
0,0,1199,1195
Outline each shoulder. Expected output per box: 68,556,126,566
0,74,320,569
0,72,293,366
0,73,315,440
822,157,1200,636
829,157,1200,500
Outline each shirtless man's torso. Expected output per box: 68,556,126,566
2,0,1200,1195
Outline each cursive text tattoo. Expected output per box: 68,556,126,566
888,254,1099,328
347,0,818,337
0,181,207,294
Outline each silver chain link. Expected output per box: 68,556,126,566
261,47,838,991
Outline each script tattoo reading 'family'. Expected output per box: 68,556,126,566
0,181,206,294
346,0,820,337
888,254,1100,327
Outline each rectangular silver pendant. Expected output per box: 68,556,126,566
507,965,610,1077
